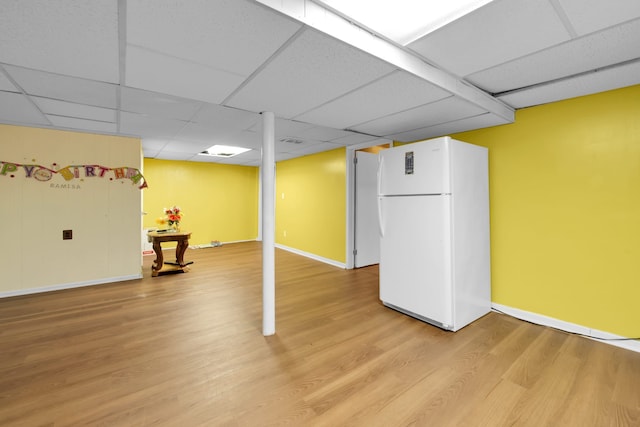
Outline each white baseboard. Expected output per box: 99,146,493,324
492,303,640,354
275,243,346,269
0,274,143,299
189,238,256,249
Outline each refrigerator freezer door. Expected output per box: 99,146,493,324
379,195,453,327
378,137,450,196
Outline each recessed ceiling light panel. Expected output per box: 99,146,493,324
199,144,251,158
315,0,495,45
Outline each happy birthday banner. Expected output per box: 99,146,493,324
0,161,148,189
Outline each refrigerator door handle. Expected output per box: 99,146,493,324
377,156,385,237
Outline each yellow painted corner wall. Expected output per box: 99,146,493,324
276,148,346,263
453,84,640,337
142,159,259,245
0,124,143,294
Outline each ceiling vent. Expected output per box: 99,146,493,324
280,137,304,144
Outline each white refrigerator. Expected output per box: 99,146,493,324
378,136,491,331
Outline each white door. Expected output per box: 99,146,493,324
354,151,380,267
379,195,453,327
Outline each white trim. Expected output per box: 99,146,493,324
0,274,143,299
492,303,640,354
189,238,256,249
255,0,514,123
275,243,346,269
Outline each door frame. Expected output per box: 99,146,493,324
345,138,393,269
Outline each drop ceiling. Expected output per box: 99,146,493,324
1,0,639,166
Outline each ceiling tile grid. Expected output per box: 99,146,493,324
352,96,484,139
468,17,640,94
0,0,119,83
408,0,572,77
46,115,118,134
388,113,511,142
0,70,18,92
5,65,118,109
120,87,203,121
294,70,451,129
225,28,396,118
126,0,302,76
0,92,50,125
124,46,248,105
119,111,187,139
497,59,640,108
33,97,116,123
557,0,640,35
0,1,639,164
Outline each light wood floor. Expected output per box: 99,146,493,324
1,241,639,426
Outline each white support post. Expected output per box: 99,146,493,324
261,111,276,336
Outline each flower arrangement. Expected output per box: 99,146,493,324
156,205,183,231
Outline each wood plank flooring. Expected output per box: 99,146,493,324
1,241,639,426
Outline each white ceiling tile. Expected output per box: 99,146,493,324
297,126,353,142
4,65,117,108
558,0,640,35
119,111,187,139
127,0,302,76
352,96,484,136
388,113,511,142
226,28,395,118
125,46,246,105
149,150,195,161
329,133,381,146
469,18,640,93
141,139,170,152
174,123,234,144
142,147,161,158
408,0,571,77
0,0,119,82
190,104,258,131
249,118,316,139
497,60,640,109
161,140,212,154
276,137,329,154
121,87,203,121
276,152,299,162
46,115,118,134
287,141,342,156
0,69,18,92
222,130,261,149
33,97,116,123
0,92,49,125
295,71,451,129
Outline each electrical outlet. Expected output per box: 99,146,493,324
63,230,73,240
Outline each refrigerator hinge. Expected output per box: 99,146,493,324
353,156,357,164
353,249,357,255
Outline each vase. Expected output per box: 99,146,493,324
172,223,180,232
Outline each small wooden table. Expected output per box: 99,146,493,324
147,230,192,276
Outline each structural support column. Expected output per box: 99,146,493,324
261,111,276,336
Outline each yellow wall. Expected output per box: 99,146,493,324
453,84,640,337
142,159,259,245
276,148,346,263
0,124,143,294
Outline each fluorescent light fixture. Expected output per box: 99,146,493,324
199,144,251,158
315,0,495,45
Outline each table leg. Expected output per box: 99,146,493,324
175,239,189,267
151,240,164,276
